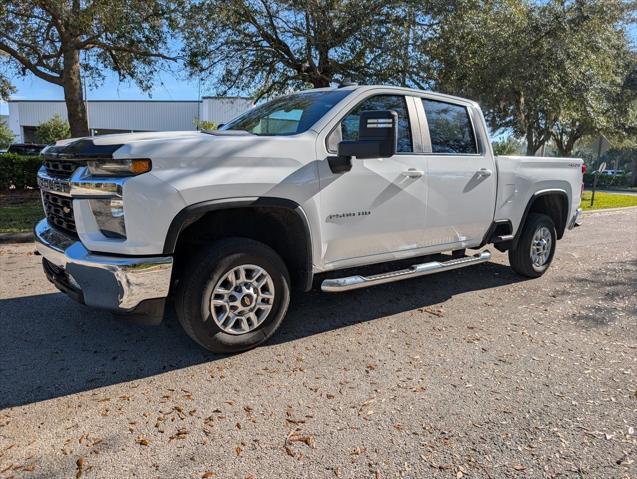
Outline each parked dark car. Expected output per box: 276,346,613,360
5,143,47,156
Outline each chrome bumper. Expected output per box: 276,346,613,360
34,219,173,314
568,207,583,229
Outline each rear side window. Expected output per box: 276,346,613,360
422,99,477,154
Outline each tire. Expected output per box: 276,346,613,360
508,213,557,278
175,237,291,353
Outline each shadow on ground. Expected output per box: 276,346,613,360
0,261,523,409
558,259,637,327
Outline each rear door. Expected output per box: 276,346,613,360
417,98,496,248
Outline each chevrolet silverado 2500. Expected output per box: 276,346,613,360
35,85,583,352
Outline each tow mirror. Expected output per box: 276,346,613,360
338,110,398,160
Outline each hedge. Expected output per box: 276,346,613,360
583,172,632,188
0,154,42,190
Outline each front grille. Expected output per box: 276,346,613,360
44,159,83,178
42,191,77,237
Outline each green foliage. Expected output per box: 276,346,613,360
0,74,14,101
0,153,41,190
182,0,421,98
0,0,183,135
0,120,14,148
492,136,523,156
193,119,218,131
426,0,636,156
582,172,631,187
34,115,71,145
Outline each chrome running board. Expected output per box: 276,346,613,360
321,251,492,293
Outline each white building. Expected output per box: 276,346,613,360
7,97,253,143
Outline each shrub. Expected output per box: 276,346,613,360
34,114,71,144
0,153,42,190
492,136,523,156
583,172,631,187
193,119,218,131
0,120,14,148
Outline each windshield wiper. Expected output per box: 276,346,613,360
202,130,254,136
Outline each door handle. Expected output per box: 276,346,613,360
478,168,493,177
401,168,424,178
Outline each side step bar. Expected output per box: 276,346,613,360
321,250,491,293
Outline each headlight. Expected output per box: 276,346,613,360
87,159,151,176
89,198,127,239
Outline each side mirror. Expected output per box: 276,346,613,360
338,110,398,160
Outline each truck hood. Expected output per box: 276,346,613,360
45,130,317,182
50,130,252,148
44,130,265,162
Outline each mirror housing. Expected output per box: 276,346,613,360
337,110,398,160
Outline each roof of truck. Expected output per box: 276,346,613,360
299,84,480,108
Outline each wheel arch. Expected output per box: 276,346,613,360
165,197,314,291
514,189,569,246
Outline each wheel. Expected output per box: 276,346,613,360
508,213,556,278
175,238,291,353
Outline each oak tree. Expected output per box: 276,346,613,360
427,0,636,156
182,0,430,99
0,0,182,137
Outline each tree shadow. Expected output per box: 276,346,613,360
0,261,524,409
553,260,637,328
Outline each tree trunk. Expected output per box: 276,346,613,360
310,74,331,88
62,47,89,138
555,144,571,157
555,133,579,157
525,129,538,156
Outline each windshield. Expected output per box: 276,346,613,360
220,90,352,136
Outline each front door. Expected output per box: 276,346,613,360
317,94,428,267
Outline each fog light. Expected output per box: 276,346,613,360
110,198,124,217
89,198,126,239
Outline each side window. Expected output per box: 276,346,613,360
422,99,477,154
331,95,413,153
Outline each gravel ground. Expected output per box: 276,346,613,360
0,208,636,479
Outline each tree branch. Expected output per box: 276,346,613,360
0,42,62,84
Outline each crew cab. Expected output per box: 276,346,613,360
34,85,583,353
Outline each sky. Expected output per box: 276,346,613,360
0,70,201,115
1,22,635,117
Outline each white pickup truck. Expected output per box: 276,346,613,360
35,85,583,352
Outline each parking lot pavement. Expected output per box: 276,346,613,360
1,208,635,479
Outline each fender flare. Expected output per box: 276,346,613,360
513,189,569,246
163,197,314,291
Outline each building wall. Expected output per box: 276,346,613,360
200,97,254,125
8,97,253,142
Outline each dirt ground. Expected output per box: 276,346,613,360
0,208,635,478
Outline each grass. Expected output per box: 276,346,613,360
0,198,42,233
581,191,637,211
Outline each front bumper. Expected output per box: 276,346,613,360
35,219,173,317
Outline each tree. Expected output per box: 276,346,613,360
0,0,182,137
0,119,14,147
492,136,523,156
426,0,636,156
549,3,636,157
34,114,70,144
182,0,429,99
0,52,15,100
